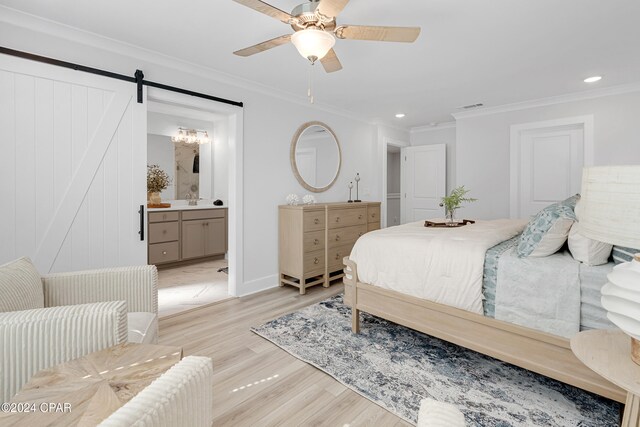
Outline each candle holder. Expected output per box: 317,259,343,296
348,182,354,203
354,173,362,203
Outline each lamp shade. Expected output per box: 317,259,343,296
579,166,640,248
291,29,335,62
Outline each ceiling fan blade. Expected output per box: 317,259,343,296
233,34,292,57
320,49,342,73
336,25,421,42
316,0,350,18
232,0,292,23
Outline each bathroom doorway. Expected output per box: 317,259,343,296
146,89,242,318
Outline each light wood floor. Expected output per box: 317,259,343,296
158,283,410,427
157,259,232,318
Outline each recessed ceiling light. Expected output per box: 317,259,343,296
584,76,602,83
395,113,405,118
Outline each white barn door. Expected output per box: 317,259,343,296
0,55,147,273
402,144,446,223
510,117,592,219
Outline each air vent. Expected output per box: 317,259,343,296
457,103,484,110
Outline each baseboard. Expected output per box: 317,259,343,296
238,274,279,297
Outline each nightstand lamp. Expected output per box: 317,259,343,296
580,166,640,363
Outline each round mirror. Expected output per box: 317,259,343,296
290,121,342,193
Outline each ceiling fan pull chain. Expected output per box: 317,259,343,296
308,63,315,104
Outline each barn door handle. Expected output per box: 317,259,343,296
138,205,145,241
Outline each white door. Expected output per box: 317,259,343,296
0,55,147,273
512,125,584,218
402,144,446,223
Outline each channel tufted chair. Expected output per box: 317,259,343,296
0,257,158,402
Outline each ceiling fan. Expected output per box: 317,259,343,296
232,0,421,73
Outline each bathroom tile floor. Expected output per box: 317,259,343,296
157,259,232,318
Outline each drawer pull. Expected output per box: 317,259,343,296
335,253,341,260
162,214,167,220
335,217,340,222
359,232,364,237
335,235,341,241
314,218,319,224
162,251,167,255
314,257,320,265
314,239,320,245
358,214,363,219
371,213,376,218
162,230,167,234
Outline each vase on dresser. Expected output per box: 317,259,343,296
148,192,162,205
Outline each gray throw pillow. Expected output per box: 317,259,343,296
0,257,45,313
517,194,580,257
612,246,640,264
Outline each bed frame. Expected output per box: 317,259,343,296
342,257,626,403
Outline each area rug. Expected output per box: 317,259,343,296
251,295,620,426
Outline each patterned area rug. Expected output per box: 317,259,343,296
251,295,620,426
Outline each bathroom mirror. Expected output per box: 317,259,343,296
290,121,341,193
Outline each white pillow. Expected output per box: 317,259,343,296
0,257,44,313
568,223,612,266
528,217,574,257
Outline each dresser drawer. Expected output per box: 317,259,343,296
303,210,326,232
149,211,179,223
148,242,180,264
327,243,355,272
182,209,226,221
327,225,367,249
327,207,367,229
368,206,381,224
303,230,325,252
303,249,325,274
148,222,179,244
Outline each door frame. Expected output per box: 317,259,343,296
509,115,594,219
147,88,244,297
381,137,410,228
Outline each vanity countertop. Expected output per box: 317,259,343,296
148,204,227,212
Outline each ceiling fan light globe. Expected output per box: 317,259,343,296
291,29,335,62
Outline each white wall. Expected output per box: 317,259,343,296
147,134,175,200
213,118,229,203
411,125,456,193
0,20,380,295
456,91,640,219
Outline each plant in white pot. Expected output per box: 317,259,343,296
439,186,477,225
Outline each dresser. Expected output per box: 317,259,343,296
148,207,227,267
279,202,381,294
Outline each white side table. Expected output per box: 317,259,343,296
571,329,640,427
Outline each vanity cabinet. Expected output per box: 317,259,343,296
279,202,381,294
148,208,227,266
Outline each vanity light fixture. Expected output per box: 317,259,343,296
395,113,406,118
583,76,602,83
171,128,211,145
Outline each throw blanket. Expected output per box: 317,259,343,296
349,219,527,314
495,248,580,338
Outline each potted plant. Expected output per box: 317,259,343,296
147,164,170,205
440,186,477,224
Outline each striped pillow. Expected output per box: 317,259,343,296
0,257,44,313
612,246,640,264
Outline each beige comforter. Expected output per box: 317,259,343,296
349,219,527,314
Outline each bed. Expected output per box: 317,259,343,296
342,219,626,403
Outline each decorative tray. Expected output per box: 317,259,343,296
147,203,172,209
424,219,475,228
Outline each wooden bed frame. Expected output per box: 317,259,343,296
342,257,626,403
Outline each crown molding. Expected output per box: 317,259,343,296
451,82,640,120
410,121,456,133
0,5,375,126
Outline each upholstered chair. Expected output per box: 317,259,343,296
0,257,158,402
100,356,214,426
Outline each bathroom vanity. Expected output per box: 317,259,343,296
147,204,227,267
